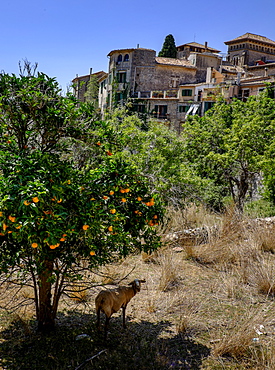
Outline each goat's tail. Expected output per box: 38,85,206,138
95,295,105,311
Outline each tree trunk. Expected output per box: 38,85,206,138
37,259,55,332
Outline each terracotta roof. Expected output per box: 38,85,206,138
155,57,196,68
72,71,107,83
248,62,275,69
108,48,155,56
225,33,275,46
240,76,273,86
221,65,245,73
177,42,220,53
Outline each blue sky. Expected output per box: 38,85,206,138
2,0,275,93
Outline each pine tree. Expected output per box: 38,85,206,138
158,34,177,58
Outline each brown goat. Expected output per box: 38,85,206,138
95,279,146,338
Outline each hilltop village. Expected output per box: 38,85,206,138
73,32,275,132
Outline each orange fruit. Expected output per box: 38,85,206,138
57,199,62,203
24,200,30,206
110,209,116,214
8,216,16,222
3,224,7,231
106,151,113,156
103,196,109,200
121,198,127,203
124,188,130,193
60,238,66,242
153,215,158,219
83,225,89,230
0,212,3,217
120,189,125,193
137,197,142,201
32,197,39,203
108,226,113,232
32,243,38,248
109,190,114,195
90,251,96,256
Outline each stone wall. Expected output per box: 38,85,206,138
134,64,196,93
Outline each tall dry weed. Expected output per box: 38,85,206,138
213,309,265,359
163,204,220,234
252,224,275,253
158,250,180,291
248,256,275,296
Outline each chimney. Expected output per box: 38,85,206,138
137,44,140,49
206,67,213,83
90,68,93,75
204,41,208,52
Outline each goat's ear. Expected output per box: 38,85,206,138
140,279,146,283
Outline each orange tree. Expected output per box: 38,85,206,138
0,65,163,331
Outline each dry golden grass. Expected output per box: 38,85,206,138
212,309,265,359
2,204,275,369
157,249,180,291
69,286,90,303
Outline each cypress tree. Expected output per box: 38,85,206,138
158,34,177,58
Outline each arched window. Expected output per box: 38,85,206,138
117,54,122,63
124,54,129,61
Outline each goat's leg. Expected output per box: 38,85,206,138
122,305,127,328
96,308,101,332
104,316,110,339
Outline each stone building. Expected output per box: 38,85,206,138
224,32,275,67
74,32,275,131
177,41,222,82
99,43,222,131
72,70,107,103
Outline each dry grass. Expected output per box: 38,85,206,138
212,309,266,359
157,249,181,291
2,205,275,369
69,286,90,303
248,256,275,296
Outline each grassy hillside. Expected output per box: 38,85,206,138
1,206,275,369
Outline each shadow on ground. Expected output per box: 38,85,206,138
0,310,210,369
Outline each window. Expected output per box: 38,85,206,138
117,72,127,83
182,89,192,97
153,105,167,119
124,54,129,61
242,89,249,101
204,102,214,113
116,92,124,102
133,104,146,113
178,105,189,113
117,54,122,63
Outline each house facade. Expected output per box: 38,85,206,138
74,33,275,131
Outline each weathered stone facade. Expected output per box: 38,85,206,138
72,70,107,103
225,33,275,67
74,33,275,131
